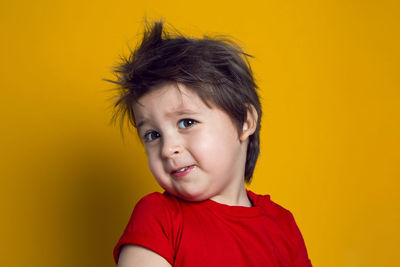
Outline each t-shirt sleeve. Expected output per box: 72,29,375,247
286,212,313,267
113,193,175,265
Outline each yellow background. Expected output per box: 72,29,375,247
1,0,399,266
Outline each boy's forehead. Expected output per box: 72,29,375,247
133,83,209,119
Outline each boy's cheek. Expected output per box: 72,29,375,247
147,155,160,171
144,152,160,177
194,130,235,153
144,146,160,162
148,162,168,189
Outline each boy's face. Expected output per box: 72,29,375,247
133,83,250,202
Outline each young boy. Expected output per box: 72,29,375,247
110,21,312,267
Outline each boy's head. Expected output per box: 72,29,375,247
110,20,262,184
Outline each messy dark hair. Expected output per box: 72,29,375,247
107,20,262,183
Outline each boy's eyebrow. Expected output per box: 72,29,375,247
136,120,146,131
167,108,200,117
136,109,200,130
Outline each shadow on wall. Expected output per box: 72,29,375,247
58,134,156,267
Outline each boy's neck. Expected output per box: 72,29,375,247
209,185,252,207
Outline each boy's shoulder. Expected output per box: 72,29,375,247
134,191,183,217
248,190,296,221
137,191,180,205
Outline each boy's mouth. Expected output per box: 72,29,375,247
175,167,189,173
171,165,195,177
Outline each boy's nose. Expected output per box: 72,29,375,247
161,137,182,158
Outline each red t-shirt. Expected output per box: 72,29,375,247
113,190,312,266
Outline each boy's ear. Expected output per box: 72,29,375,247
240,104,258,142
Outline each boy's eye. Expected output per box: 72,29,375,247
143,131,160,142
178,119,197,129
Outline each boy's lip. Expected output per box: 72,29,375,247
170,165,195,177
170,165,194,174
